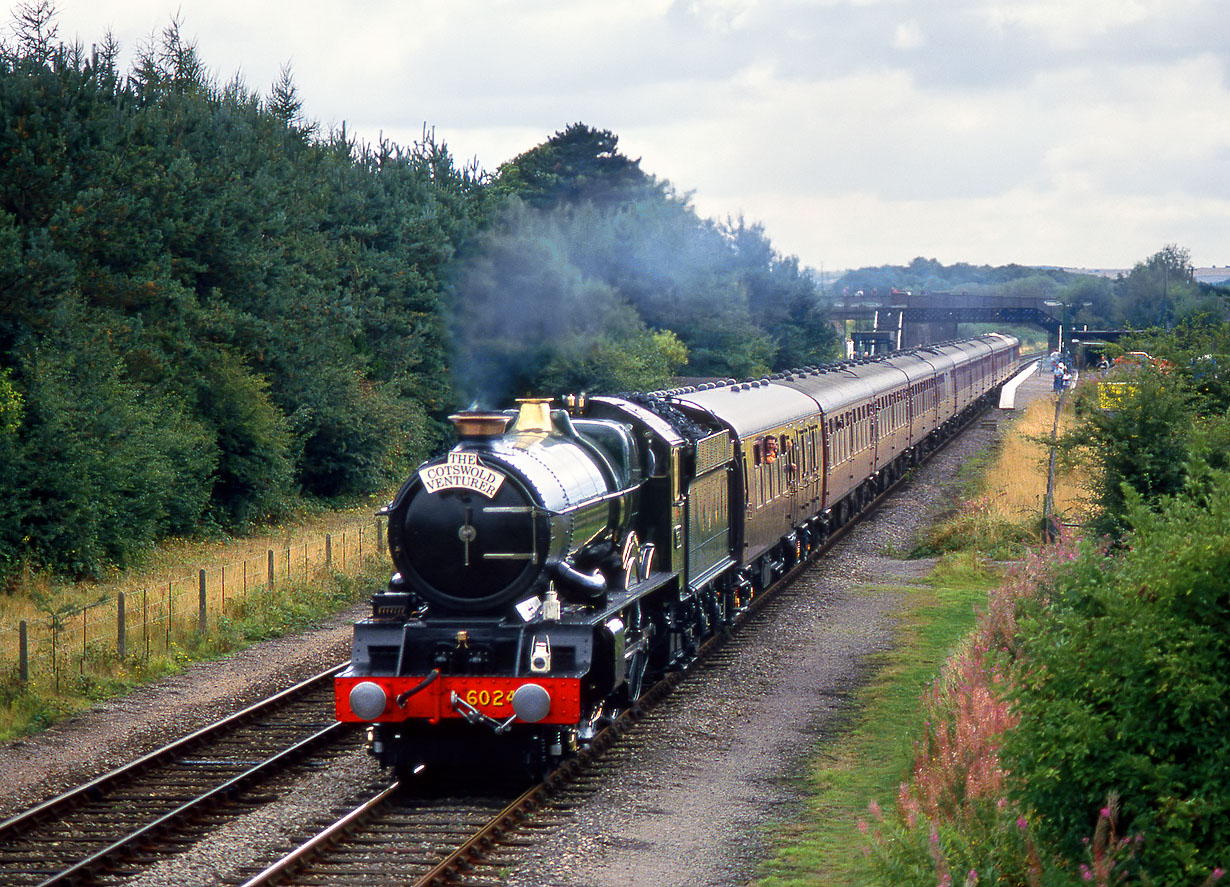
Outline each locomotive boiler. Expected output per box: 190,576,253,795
335,334,1021,776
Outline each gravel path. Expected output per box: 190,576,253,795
0,370,1050,887
0,611,365,819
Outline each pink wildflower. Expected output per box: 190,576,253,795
1017,816,1028,830
857,819,869,835
1081,863,1093,881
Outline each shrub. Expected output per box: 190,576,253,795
1004,472,1230,883
914,503,1036,560
1060,368,1196,538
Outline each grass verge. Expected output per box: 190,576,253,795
0,558,385,742
755,552,1003,887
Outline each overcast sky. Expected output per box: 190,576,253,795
19,0,1230,273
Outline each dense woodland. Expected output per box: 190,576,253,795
0,10,841,582
2,6,1226,584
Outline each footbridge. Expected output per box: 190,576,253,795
829,291,1070,352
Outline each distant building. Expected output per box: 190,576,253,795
1193,267,1230,285
1061,266,1230,285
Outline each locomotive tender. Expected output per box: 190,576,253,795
335,334,1020,774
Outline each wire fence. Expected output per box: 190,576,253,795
1,519,385,692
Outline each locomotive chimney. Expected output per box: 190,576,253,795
512,398,554,434
449,411,510,439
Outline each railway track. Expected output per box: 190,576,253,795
230,673,680,887
0,666,357,886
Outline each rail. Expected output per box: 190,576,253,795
0,666,353,887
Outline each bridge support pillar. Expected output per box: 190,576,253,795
901,321,958,348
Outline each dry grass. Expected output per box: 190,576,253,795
0,493,394,639
0,493,397,739
980,393,1094,528
915,390,1097,559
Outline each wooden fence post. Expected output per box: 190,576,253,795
118,592,126,659
19,620,28,684
198,570,207,634
267,550,275,589
325,534,332,567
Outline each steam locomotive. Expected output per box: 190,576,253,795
335,334,1020,775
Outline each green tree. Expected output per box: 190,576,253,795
725,217,841,369
481,125,827,383
1116,320,1230,415
492,122,662,209
1060,368,1194,537
4,312,216,577
1115,244,1197,329
1054,274,1116,327
0,14,481,579
451,205,687,402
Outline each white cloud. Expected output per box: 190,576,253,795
891,20,924,50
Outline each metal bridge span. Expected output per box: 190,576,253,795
829,291,1082,352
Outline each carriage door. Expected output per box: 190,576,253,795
871,400,880,476
790,428,807,524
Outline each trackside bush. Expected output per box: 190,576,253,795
1004,472,1230,883
1062,368,1195,538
